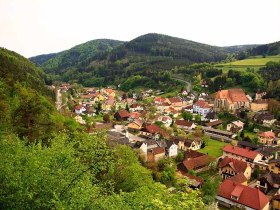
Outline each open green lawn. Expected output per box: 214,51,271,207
199,139,228,158
217,55,280,67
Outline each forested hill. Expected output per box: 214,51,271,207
0,48,79,142
236,41,280,59
29,39,124,74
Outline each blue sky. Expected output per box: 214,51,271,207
0,0,280,57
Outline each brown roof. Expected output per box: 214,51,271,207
227,173,247,184
145,124,169,138
168,97,182,103
223,145,261,160
151,147,165,155
194,100,211,108
184,150,205,159
205,119,223,127
219,156,248,173
218,179,269,210
175,120,194,127
182,154,214,170
117,110,130,118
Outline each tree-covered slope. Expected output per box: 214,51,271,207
0,48,78,142
30,39,124,74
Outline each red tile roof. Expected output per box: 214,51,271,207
194,100,211,108
219,156,248,174
168,97,182,103
182,154,214,170
218,179,269,210
228,173,247,184
145,124,169,138
117,110,130,118
129,112,141,119
74,105,84,110
175,120,194,127
152,147,165,155
215,89,249,103
259,131,275,138
223,145,261,160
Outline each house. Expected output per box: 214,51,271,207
193,100,211,117
103,99,116,112
166,140,178,157
256,146,280,162
128,112,141,121
226,120,244,133
166,97,182,107
258,131,276,145
154,97,166,105
268,158,280,174
127,120,143,132
218,156,252,180
251,99,268,112
129,103,143,112
254,112,276,127
214,89,250,112
184,105,193,113
171,137,202,151
216,179,269,210
237,141,260,151
74,105,86,115
156,115,173,127
175,120,196,130
178,153,214,173
140,124,169,139
205,119,223,128
272,194,280,210
114,110,130,121
256,172,280,194
147,147,165,162
156,102,170,112
222,145,263,166
103,88,116,98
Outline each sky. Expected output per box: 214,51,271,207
0,0,280,57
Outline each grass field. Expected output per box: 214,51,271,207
217,55,280,67
199,139,228,158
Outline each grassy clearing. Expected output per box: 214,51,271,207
199,139,228,158
221,55,280,66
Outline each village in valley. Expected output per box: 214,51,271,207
53,81,280,210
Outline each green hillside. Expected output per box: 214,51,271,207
0,48,79,142
31,33,241,89
30,39,124,74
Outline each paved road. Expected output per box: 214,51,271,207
56,89,62,111
172,76,192,92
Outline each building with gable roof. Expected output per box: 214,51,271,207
214,89,250,112
216,179,269,210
